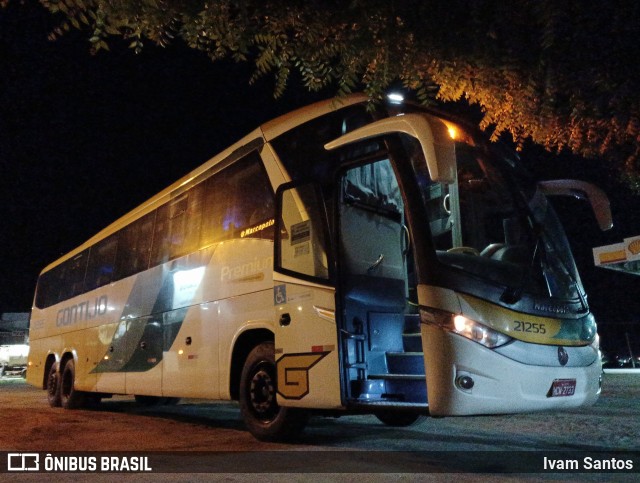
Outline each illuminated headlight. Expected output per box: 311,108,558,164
421,308,511,349
453,315,511,348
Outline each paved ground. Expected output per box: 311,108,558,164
0,373,638,481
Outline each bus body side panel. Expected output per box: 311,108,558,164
163,239,274,399
78,324,108,392
160,306,219,399
89,277,141,394
273,276,342,409
218,291,275,400
25,314,48,387
25,332,61,389
27,287,124,392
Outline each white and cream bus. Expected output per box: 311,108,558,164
27,94,612,440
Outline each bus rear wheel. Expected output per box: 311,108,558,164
239,341,308,441
60,358,86,409
46,363,61,407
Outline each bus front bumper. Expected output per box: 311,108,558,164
422,325,602,416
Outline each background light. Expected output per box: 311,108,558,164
387,93,404,103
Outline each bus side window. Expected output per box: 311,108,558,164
184,183,204,252
151,195,193,263
234,159,275,240
200,174,230,245
200,153,275,246
85,234,118,291
35,262,68,308
277,183,330,281
61,251,89,301
115,212,155,279
34,270,54,309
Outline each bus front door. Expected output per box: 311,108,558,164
273,182,342,410
336,159,427,408
324,115,459,414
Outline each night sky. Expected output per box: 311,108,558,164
1,3,639,354
0,3,324,312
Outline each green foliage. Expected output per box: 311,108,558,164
24,0,640,189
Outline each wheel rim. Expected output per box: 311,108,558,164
248,362,278,422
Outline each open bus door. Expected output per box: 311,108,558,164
325,113,612,416
272,182,343,410
325,114,461,415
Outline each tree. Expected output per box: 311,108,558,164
17,0,640,189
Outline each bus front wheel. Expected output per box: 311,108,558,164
239,341,308,441
375,411,422,427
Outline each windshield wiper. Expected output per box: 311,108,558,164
500,222,587,312
539,234,588,312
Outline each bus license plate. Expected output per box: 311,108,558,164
549,379,576,397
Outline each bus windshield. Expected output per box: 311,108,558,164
410,137,585,308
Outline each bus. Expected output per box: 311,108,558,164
27,93,612,441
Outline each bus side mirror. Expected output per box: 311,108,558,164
324,114,456,184
538,179,613,231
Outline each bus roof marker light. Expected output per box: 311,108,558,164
387,92,404,104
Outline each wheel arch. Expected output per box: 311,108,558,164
59,350,77,372
229,328,274,400
42,350,77,390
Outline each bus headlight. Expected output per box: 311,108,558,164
453,315,512,348
420,308,512,349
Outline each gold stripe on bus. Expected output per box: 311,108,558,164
458,294,584,346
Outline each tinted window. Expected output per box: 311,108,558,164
271,105,374,183
85,235,118,291
36,250,90,308
35,152,274,308
200,152,275,245
116,212,155,279
62,251,89,300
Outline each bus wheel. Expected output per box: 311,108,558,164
60,359,86,409
375,412,421,427
46,363,61,408
239,341,308,441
